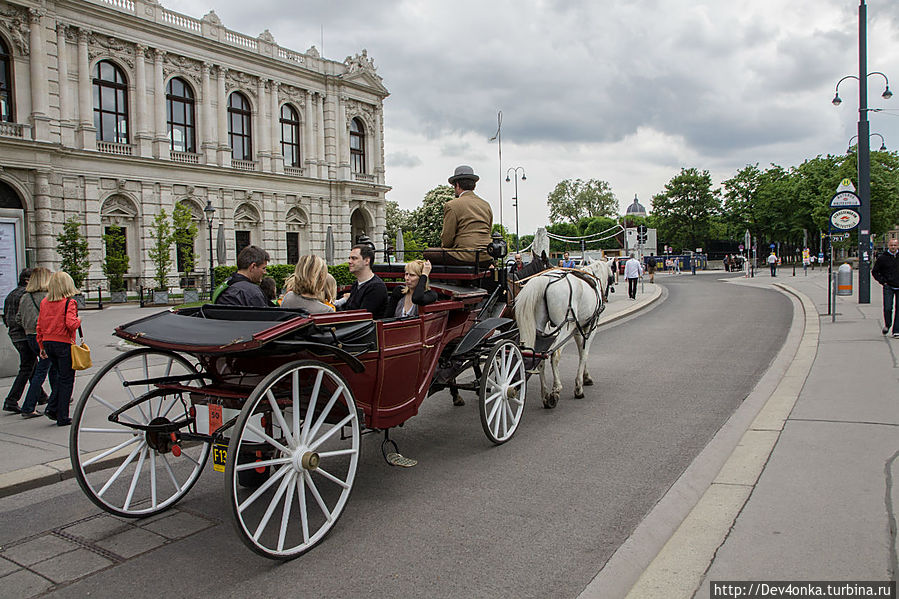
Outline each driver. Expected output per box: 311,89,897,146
424,165,493,266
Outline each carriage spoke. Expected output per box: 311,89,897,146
484,390,502,405
305,379,338,445
80,427,137,434
313,466,350,489
97,443,144,498
246,424,292,455
159,394,180,420
160,453,180,491
234,456,292,471
317,448,356,459
91,393,141,427
308,414,354,452
149,450,157,508
237,464,290,514
296,473,310,543
266,390,295,448
499,398,508,436
252,468,294,541
277,472,297,551
486,375,498,387
82,435,142,467
487,395,502,428
113,366,149,423
303,470,333,523
123,446,148,511
300,369,323,444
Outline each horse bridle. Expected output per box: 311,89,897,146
537,270,605,353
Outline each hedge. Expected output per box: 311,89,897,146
213,263,355,291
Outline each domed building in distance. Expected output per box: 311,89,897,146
625,194,647,218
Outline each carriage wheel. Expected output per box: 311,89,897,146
227,360,360,559
70,348,210,518
479,341,526,444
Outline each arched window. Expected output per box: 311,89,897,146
92,60,129,144
0,37,13,122
166,77,195,153
228,92,252,161
350,118,365,173
280,104,301,167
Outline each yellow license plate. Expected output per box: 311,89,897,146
212,443,228,473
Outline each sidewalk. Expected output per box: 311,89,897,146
0,282,662,497
583,268,898,597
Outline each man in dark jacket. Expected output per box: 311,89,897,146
3,268,33,412
872,238,899,337
215,245,270,307
336,244,388,318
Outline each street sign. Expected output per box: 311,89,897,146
739,244,744,251
830,209,860,230
830,191,861,207
836,178,856,193
831,233,850,241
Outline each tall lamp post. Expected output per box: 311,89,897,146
832,0,892,304
204,200,215,300
505,166,526,251
847,132,886,153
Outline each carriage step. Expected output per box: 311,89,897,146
385,452,418,468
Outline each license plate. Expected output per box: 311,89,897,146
212,443,228,473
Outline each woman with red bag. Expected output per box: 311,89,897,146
36,271,81,427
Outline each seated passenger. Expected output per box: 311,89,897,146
334,244,388,318
423,165,494,266
281,255,334,314
215,245,270,307
323,274,337,310
259,276,278,306
386,260,438,318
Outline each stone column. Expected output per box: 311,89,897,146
270,80,283,174
216,67,230,167
337,95,349,180
134,44,151,156
76,28,95,149
374,106,385,185
201,63,215,164
34,171,53,265
56,23,75,146
152,49,168,158
323,91,336,179
304,90,316,176
316,93,326,179
256,77,270,171
28,9,50,141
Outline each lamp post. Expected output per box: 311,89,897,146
505,166,526,251
847,132,887,153
204,200,215,300
831,0,892,304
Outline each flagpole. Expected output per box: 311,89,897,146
489,110,503,230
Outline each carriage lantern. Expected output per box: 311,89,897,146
488,231,508,259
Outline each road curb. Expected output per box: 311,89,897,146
600,284,663,327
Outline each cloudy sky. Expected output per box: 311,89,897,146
163,0,899,237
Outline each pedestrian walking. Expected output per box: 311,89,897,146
872,238,899,337
673,257,681,275
645,253,656,283
17,267,54,417
3,268,35,413
36,271,82,426
624,253,643,300
767,251,778,276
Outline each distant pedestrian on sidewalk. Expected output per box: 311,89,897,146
645,253,656,283
17,267,54,417
767,251,778,276
872,237,899,337
36,271,81,427
624,253,643,300
3,268,34,413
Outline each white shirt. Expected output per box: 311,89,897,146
767,254,777,264
624,258,643,279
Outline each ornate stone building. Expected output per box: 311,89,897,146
0,0,389,296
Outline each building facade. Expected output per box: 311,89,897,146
0,0,389,297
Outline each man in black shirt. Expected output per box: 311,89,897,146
3,268,34,412
215,245,270,307
872,238,899,336
336,244,388,318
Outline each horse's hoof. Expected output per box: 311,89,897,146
574,389,585,399
543,395,558,409
452,394,465,407
584,377,594,387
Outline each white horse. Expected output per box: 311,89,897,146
514,259,610,408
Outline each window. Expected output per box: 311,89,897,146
235,230,250,256
280,104,301,167
228,92,252,160
92,60,129,144
286,232,299,265
0,37,13,122
350,118,365,173
166,77,195,153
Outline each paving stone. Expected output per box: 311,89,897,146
139,511,213,540
0,534,79,566
95,527,167,559
0,556,18,577
30,547,113,584
62,515,132,542
0,569,53,598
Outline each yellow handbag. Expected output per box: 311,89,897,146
65,299,92,370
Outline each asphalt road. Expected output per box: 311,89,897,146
0,274,792,599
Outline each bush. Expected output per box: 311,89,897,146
102,224,129,292
214,265,237,285
328,263,354,287
265,263,294,291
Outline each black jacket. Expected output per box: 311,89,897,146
386,275,438,318
215,273,270,307
872,251,899,288
342,274,388,318
3,285,26,342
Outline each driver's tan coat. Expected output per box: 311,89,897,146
439,190,493,263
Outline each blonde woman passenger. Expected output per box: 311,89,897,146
386,259,438,318
281,255,335,313
16,267,52,417
36,271,81,426
323,273,337,310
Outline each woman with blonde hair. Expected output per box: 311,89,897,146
386,259,438,318
17,267,53,417
281,255,334,313
323,273,337,310
36,271,81,426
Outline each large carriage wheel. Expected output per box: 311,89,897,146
227,360,360,559
70,348,210,518
479,340,526,444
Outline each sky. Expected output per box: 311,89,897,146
162,0,899,239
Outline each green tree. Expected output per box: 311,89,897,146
147,210,173,290
56,217,90,289
406,185,454,247
547,178,618,224
651,168,721,252
172,202,198,279
385,200,411,241
102,224,129,292
401,230,423,261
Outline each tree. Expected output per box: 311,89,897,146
651,168,721,252
406,185,454,248
547,178,618,224
56,217,90,289
147,210,173,290
172,202,198,280
385,200,411,241
102,224,129,292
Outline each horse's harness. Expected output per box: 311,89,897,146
536,268,605,353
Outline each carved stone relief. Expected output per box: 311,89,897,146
0,4,30,55
89,33,135,69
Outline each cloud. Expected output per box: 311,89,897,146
386,151,423,168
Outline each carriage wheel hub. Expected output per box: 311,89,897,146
298,451,320,471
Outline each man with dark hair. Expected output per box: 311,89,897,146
873,237,899,337
423,165,493,266
4,268,35,412
335,244,388,318
215,245,271,307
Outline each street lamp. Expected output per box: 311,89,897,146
847,132,886,152
831,0,892,304
505,166,526,251
204,200,215,300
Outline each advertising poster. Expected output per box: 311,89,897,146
0,221,19,305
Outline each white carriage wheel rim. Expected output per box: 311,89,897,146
229,362,360,558
70,349,210,517
482,342,526,443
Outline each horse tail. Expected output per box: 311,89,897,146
514,275,550,348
